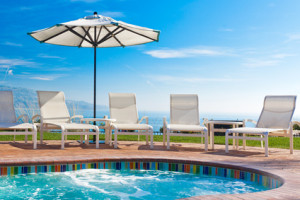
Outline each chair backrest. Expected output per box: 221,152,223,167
256,95,296,129
109,93,139,124
0,91,17,123
37,91,70,123
170,94,200,125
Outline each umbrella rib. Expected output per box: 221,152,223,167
41,26,74,43
96,26,103,43
81,27,94,44
102,29,125,41
97,26,120,45
103,26,124,47
78,27,90,47
121,27,156,41
65,26,93,45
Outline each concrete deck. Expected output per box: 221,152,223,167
0,140,299,200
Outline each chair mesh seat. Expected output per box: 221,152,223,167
0,123,35,130
226,127,282,135
167,124,207,132
112,123,152,130
46,122,98,130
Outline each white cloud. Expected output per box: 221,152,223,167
29,74,65,81
100,11,125,18
19,6,34,10
38,54,65,60
243,59,279,68
0,58,36,67
270,54,294,59
146,80,154,87
286,33,300,42
148,75,236,83
2,42,22,47
145,47,232,59
219,28,233,32
30,76,54,81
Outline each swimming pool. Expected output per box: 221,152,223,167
0,159,282,199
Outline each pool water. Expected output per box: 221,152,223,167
0,169,268,200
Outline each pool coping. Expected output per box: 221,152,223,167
0,156,298,200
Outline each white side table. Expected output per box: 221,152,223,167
81,118,116,145
204,120,244,150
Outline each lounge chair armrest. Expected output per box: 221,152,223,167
32,114,41,123
202,118,209,126
292,121,300,129
17,114,29,123
163,117,168,128
138,116,149,124
292,121,300,126
243,119,257,125
71,115,84,120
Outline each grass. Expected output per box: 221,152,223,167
1,132,300,150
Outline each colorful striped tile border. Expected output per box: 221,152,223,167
0,161,282,189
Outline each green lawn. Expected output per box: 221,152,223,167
1,132,300,150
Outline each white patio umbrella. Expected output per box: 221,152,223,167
28,12,160,120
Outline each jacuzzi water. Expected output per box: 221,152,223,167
0,169,268,199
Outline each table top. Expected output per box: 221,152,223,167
206,120,244,125
80,118,116,122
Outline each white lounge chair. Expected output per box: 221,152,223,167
225,95,296,157
34,91,99,149
109,93,153,149
163,94,208,151
0,91,37,149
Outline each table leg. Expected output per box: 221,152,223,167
105,124,109,144
233,132,235,149
234,124,239,150
211,123,214,150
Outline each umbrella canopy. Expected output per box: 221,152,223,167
28,12,160,47
28,12,160,120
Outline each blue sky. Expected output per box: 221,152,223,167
1,0,300,117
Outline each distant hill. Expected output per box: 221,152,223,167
0,85,107,114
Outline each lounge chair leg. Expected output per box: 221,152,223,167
61,133,65,150
95,126,99,149
265,135,268,157
167,133,170,150
40,127,43,144
150,132,154,149
114,130,118,149
204,131,208,152
25,130,28,143
232,133,235,149
146,135,149,145
225,131,229,153
85,135,89,145
243,133,246,150
235,133,239,150
33,133,37,149
96,134,99,149
109,129,112,146
163,128,166,146
290,126,293,154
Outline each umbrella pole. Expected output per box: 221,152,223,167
93,46,97,141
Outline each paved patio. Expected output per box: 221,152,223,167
0,140,300,200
